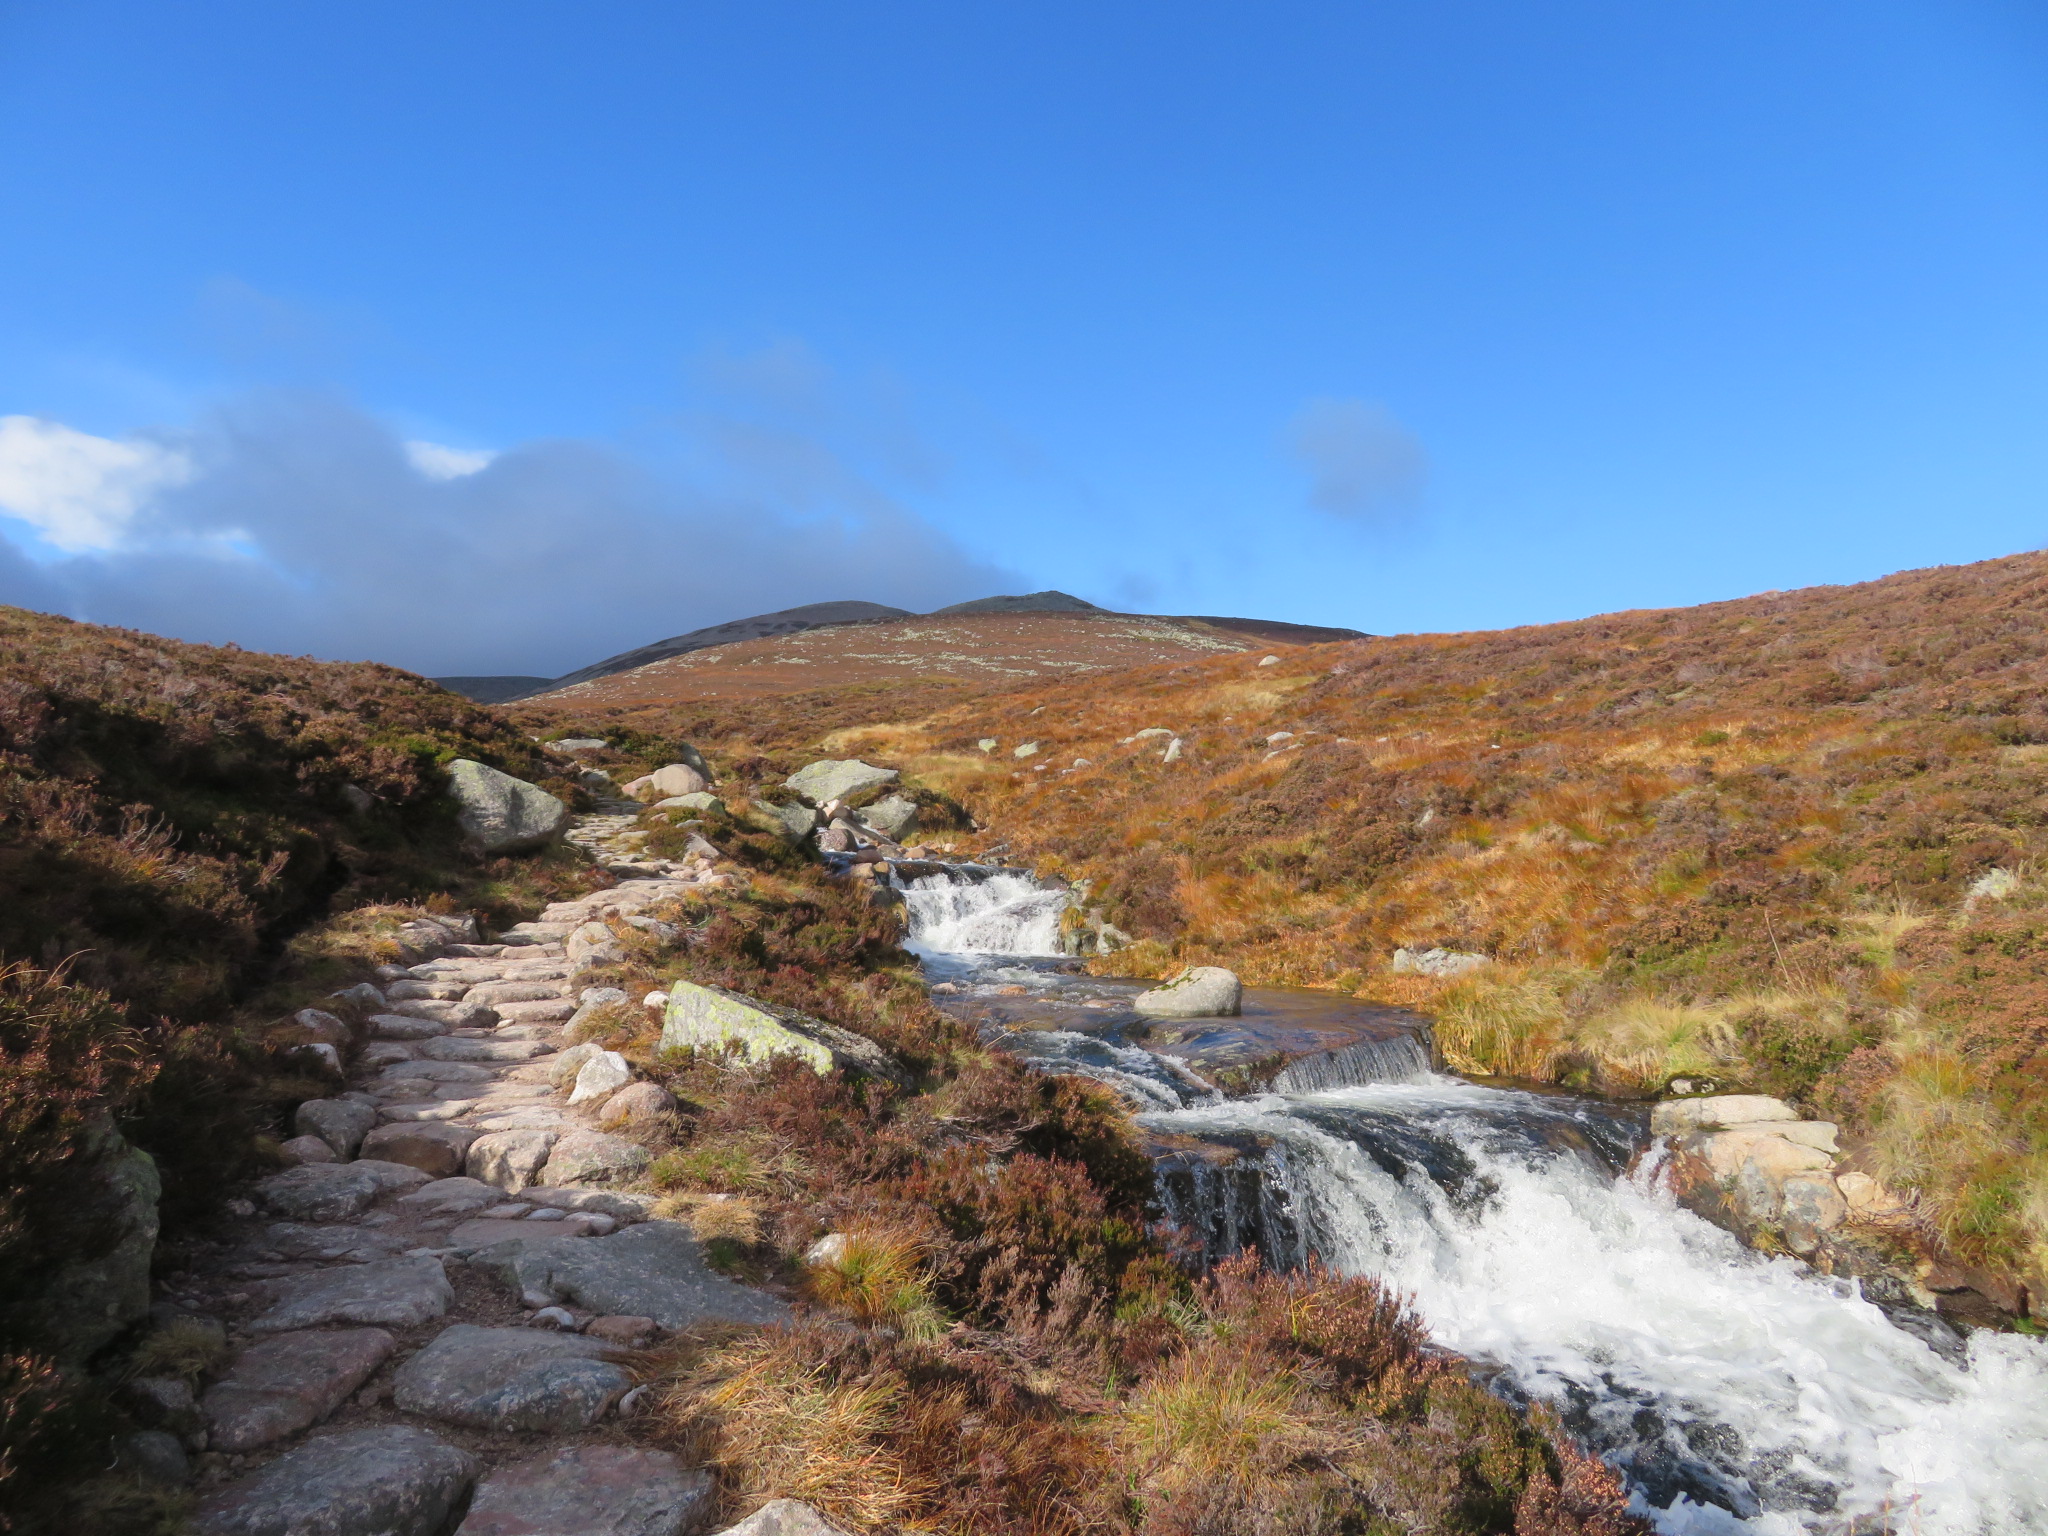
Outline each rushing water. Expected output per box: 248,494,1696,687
899,866,2048,1535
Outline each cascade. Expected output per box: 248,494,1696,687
895,866,1071,956
904,860,2048,1533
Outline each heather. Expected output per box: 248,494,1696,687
531,551,2048,1303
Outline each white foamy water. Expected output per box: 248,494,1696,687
898,869,1069,956
1143,1079,2048,1535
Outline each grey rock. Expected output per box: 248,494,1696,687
649,762,710,799
264,1223,402,1261
710,1501,856,1536
384,979,467,1001
457,1444,713,1536
45,1132,160,1361
1389,946,1489,979
360,1122,479,1178
286,1008,352,1046
568,1050,633,1106
121,1374,201,1437
655,791,724,815
280,1135,338,1165
328,983,387,1013
418,1035,548,1064
660,981,905,1084
1780,1174,1850,1254
202,1328,396,1451
390,1324,630,1432
564,990,629,1042
191,1423,478,1536
540,1130,651,1186
248,1256,453,1334
466,979,571,1005
1133,966,1242,1019
519,1185,655,1220
548,1041,605,1087
473,1220,790,1331
567,921,629,968
784,759,898,807
597,1081,678,1129
363,1041,415,1066
296,1098,379,1159
116,1429,190,1487
467,1129,560,1192
447,759,570,854
386,998,499,1030
369,1012,449,1041
858,793,920,840
379,1059,498,1083
257,1163,383,1223
397,1176,500,1211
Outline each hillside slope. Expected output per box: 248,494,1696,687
536,551,2048,1303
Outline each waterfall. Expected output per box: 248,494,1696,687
1268,1034,1434,1092
896,867,1071,956
1143,1079,2048,1536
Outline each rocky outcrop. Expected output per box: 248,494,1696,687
446,759,569,853
45,1129,159,1361
1656,1094,1888,1255
1390,947,1489,978
1134,966,1243,1019
660,980,905,1082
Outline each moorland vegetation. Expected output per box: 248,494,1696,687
529,550,2048,1310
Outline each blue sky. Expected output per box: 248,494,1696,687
1,1,2045,675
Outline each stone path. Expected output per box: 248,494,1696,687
142,798,824,1536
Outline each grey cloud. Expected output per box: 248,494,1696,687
12,389,1012,677
1287,397,1427,524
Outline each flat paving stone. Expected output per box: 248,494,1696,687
387,999,501,1029
294,1099,378,1159
456,1444,713,1536
474,1220,788,1332
418,1036,549,1063
192,1423,478,1536
370,1013,449,1041
389,1323,631,1432
448,1216,582,1250
249,1256,453,1334
263,1223,403,1261
202,1327,395,1451
256,1164,384,1222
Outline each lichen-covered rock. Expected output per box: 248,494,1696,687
649,762,709,799
192,1424,478,1536
446,759,569,854
784,759,898,806
660,980,904,1082
1133,966,1242,1019
43,1132,158,1361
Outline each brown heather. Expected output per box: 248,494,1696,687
0,605,608,1524
531,549,2048,1304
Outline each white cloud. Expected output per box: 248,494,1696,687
405,440,496,480
0,415,194,551
1287,397,1427,524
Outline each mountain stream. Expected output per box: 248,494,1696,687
891,864,2048,1536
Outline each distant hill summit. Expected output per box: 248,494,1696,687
929,590,1103,616
430,674,556,704
539,599,914,694
434,592,1368,703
